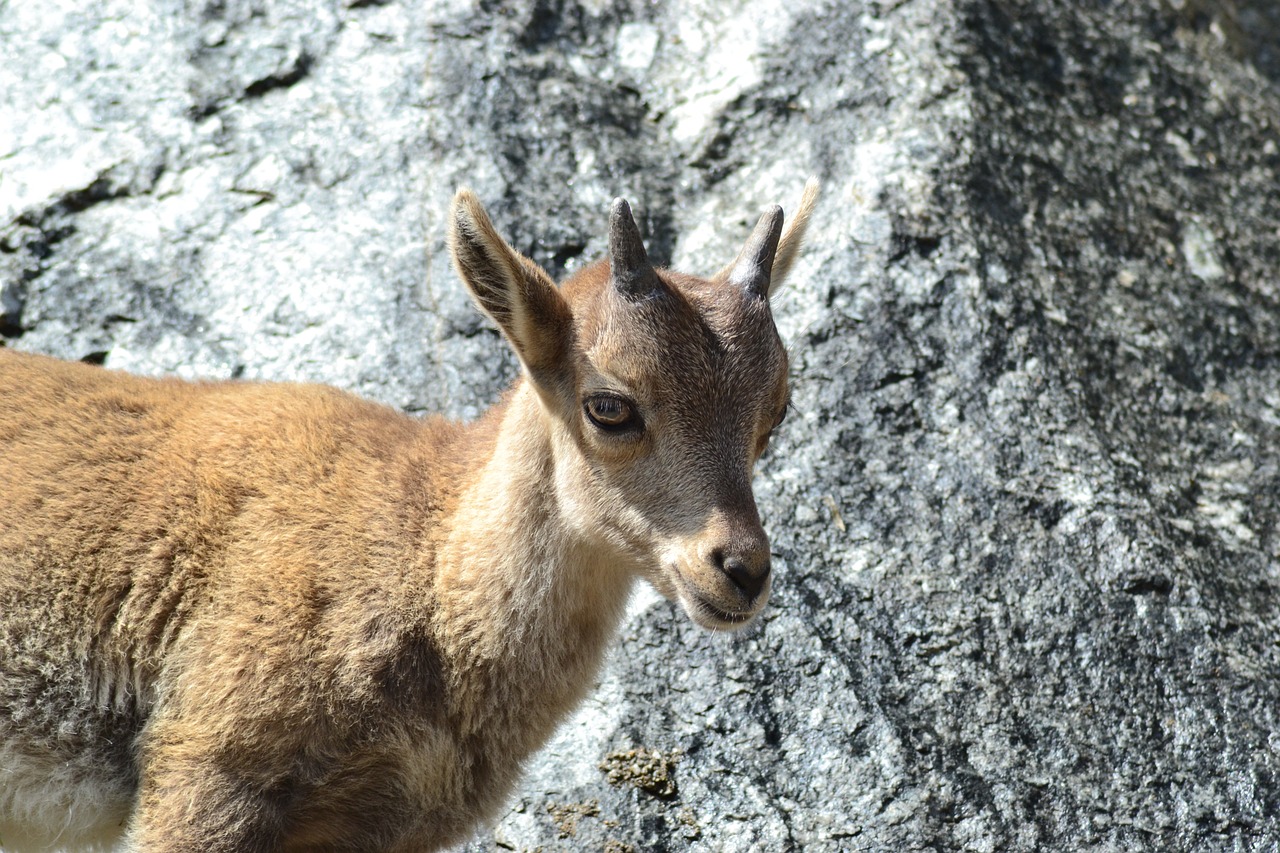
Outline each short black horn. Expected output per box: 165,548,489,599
609,198,660,299
727,205,784,298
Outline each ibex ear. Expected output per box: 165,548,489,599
449,189,573,387
715,177,820,298
767,177,820,296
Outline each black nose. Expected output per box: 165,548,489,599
718,551,771,601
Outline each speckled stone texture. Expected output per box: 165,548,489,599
2,0,1278,850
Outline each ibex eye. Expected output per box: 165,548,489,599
772,393,792,430
584,394,639,432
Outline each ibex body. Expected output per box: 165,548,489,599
0,182,817,852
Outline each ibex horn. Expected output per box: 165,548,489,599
727,205,784,299
609,198,661,299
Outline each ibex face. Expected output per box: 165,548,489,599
553,213,792,631
450,183,817,630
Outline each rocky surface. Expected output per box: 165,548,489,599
3,0,1279,849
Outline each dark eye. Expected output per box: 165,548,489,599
772,393,793,431
584,393,640,432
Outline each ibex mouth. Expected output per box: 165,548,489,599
659,556,767,631
699,598,755,626
682,590,760,631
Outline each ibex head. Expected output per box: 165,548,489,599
449,181,818,630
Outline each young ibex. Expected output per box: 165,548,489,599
0,180,818,852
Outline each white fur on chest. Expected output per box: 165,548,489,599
0,740,129,853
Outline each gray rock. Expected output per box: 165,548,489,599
3,0,1279,850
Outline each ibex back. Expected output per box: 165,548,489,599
0,181,818,852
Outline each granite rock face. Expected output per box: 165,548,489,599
3,0,1279,850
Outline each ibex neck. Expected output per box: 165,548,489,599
433,382,633,738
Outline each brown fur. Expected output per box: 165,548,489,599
0,182,817,852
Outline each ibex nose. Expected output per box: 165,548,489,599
716,549,771,602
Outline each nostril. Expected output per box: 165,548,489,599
721,555,770,601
